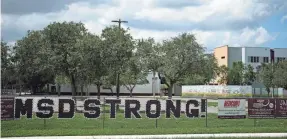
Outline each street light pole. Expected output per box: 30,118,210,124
111,19,128,99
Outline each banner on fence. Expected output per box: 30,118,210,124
275,98,287,118
248,98,276,118
218,99,246,119
1,97,15,120
1,97,206,120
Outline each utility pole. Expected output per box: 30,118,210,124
111,19,128,99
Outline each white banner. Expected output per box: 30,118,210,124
218,99,246,119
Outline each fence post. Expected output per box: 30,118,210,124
103,97,105,129
155,97,158,128
44,96,47,129
254,119,256,127
205,98,208,128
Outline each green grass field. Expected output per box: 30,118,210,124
208,102,218,107
1,110,287,137
175,138,286,139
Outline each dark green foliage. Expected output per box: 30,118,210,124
13,31,55,94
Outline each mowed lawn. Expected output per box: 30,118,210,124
1,109,287,137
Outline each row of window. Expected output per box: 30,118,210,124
250,56,260,63
220,56,286,63
249,56,286,63
277,57,286,62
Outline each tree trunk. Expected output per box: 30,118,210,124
71,75,77,96
47,84,50,94
31,86,37,95
97,84,101,99
19,84,22,96
266,88,270,97
129,85,135,98
129,88,133,98
57,83,61,96
109,88,114,96
81,85,84,96
152,71,156,97
86,84,89,96
116,73,120,99
168,82,174,99
30,85,33,94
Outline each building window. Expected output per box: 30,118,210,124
221,56,225,59
250,56,259,63
277,57,286,62
263,57,269,63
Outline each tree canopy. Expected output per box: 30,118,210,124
158,33,206,98
2,21,229,98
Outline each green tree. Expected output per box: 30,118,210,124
201,53,218,84
120,46,149,97
181,54,217,85
1,41,17,92
54,75,70,96
42,21,88,96
135,38,163,96
102,73,117,95
257,63,274,96
1,41,10,90
243,64,256,85
182,74,206,85
1,41,9,70
159,33,205,98
217,65,228,84
101,25,134,98
136,38,163,74
13,30,55,94
228,61,244,85
217,62,255,85
83,33,107,98
273,61,287,89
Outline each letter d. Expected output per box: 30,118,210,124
58,99,75,119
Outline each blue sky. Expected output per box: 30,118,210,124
1,0,287,50
262,12,287,48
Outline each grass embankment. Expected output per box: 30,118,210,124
2,110,286,137
208,102,218,107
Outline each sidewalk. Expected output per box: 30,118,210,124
3,133,287,139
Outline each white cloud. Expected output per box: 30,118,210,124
1,0,279,49
127,26,275,49
135,0,272,24
281,15,287,23
254,27,275,44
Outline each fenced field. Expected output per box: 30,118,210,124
1,96,287,137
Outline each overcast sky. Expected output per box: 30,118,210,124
1,0,287,50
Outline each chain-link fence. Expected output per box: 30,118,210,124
1,96,286,137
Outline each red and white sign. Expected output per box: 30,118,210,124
218,99,246,119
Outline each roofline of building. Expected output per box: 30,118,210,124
239,46,270,49
214,45,287,49
272,48,287,49
214,45,228,49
